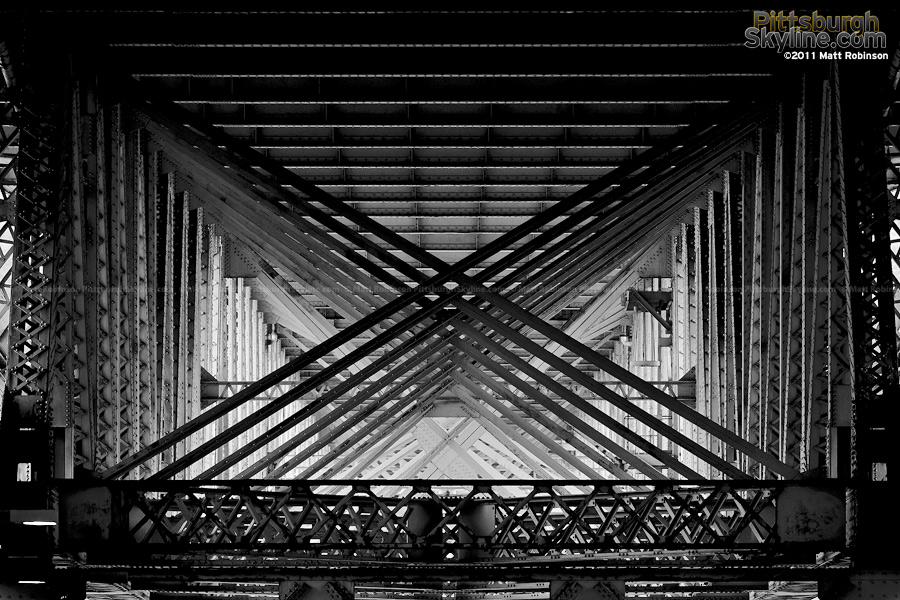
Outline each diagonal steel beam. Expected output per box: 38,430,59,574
258,366,456,479
452,362,619,480
206,326,458,479
417,418,502,481
452,387,559,479
384,418,475,485
630,289,673,333
453,300,765,478
298,383,451,480
191,179,388,324
451,330,680,479
169,124,744,480
240,370,450,480
126,74,760,286
253,261,374,375
320,405,431,480
237,155,716,482
175,320,454,479
357,438,420,481
451,381,591,481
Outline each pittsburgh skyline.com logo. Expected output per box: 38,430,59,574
745,10,888,59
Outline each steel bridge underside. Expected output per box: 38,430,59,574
1,9,900,600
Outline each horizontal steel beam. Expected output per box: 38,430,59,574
154,76,766,104
105,47,786,76
237,138,661,151
88,11,768,50
71,561,848,585
207,110,697,128
44,480,849,571
237,161,630,170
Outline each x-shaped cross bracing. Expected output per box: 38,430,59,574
103,79,798,482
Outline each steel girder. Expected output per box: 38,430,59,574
60,480,824,559
839,61,900,554
0,35,77,486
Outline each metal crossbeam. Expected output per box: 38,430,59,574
67,481,810,557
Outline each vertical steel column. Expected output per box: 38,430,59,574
722,171,741,462
76,82,99,473
706,191,723,464
91,101,118,469
156,171,176,468
806,79,832,474
0,96,17,212
839,62,899,556
1,43,71,483
0,220,14,393
109,104,135,471
234,278,247,477
684,218,699,475
43,79,77,481
221,275,236,470
746,129,768,478
131,126,155,479
827,69,854,484
693,206,709,478
198,222,210,374
172,190,189,474
671,227,687,379
782,84,808,471
203,227,223,475
184,207,202,478
144,146,160,475
740,150,757,475
672,222,689,469
207,227,223,377
763,106,785,470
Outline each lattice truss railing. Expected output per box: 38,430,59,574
5,62,892,487
119,482,780,557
